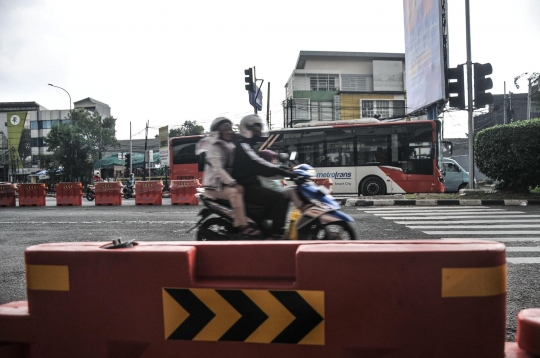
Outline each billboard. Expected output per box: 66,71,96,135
7,111,27,169
403,0,446,114
159,126,169,167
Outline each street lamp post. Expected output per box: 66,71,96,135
48,83,73,180
48,84,71,110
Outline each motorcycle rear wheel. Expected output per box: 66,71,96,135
86,192,95,201
298,221,356,240
196,218,234,241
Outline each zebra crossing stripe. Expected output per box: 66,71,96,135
396,220,540,224
507,258,540,264
505,247,540,252
423,231,540,235
383,215,538,220
408,225,540,229
442,238,540,242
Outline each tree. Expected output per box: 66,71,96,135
169,120,205,138
45,108,119,181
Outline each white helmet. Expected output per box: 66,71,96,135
210,117,233,132
94,170,100,176
130,173,134,178
239,114,266,139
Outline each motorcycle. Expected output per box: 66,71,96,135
190,156,356,241
122,185,134,199
85,185,95,201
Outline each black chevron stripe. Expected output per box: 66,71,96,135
270,291,324,344
217,290,268,341
165,288,215,340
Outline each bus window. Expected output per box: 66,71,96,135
356,135,389,165
172,137,201,165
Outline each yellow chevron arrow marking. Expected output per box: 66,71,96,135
191,288,241,341
162,289,189,339
442,264,507,297
243,290,295,343
297,290,325,345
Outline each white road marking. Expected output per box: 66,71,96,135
506,247,540,252
378,212,525,217
442,238,540,242
367,209,507,214
362,206,495,210
507,258,540,264
423,231,540,235
395,219,540,224
386,215,540,220
409,224,540,229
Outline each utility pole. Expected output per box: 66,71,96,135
129,122,132,175
503,82,507,125
527,77,532,120
465,0,475,189
266,82,271,128
143,120,149,181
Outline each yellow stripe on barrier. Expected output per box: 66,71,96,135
441,264,506,298
26,264,70,291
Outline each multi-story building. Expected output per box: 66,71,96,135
0,98,111,169
283,51,406,126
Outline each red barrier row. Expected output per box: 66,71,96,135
0,240,509,357
135,181,163,205
0,183,17,207
95,182,123,206
170,179,200,205
55,182,83,206
18,184,47,207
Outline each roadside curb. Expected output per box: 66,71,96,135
342,198,540,207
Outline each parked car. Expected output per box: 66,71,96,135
443,158,469,193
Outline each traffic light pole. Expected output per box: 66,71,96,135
465,0,475,189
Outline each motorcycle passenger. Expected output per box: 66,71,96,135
231,114,299,239
197,117,258,237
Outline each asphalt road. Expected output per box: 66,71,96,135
1,197,539,342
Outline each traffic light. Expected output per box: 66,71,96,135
244,68,254,91
125,153,131,169
474,62,493,109
447,65,466,109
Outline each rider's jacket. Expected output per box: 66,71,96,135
231,136,292,187
202,138,237,191
127,178,135,188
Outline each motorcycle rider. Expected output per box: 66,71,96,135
231,114,299,239
125,173,135,196
197,117,258,237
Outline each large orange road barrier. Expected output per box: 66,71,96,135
55,182,82,206
17,184,47,207
94,182,123,206
135,181,164,205
0,240,511,357
0,183,17,207
516,308,540,356
170,179,200,205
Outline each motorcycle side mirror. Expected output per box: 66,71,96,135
289,151,298,161
278,153,290,163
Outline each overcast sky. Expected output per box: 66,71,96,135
1,0,538,140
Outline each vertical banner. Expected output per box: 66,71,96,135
7,111,27,169
403,0,446,114
159,126,169,167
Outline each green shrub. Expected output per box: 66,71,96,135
475,118,540,192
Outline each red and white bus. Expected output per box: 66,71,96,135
169,135,205,181
262,118,446,196
169,118,448,195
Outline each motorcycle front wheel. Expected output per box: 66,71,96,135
298,221,356,240
196,217,234,241
86,192,95,201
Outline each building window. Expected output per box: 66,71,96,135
309,74,337,91
293,99,310,120
361,100,405,119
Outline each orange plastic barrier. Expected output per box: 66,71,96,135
0,240,507,357
0,184,17,207
17,183,47,207
94,182,122,206
135,181,164,205
312,178,333,194
517,308,540,356
55,182,83,206
170,179,200,205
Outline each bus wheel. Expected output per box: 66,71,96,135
360,176,386,196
